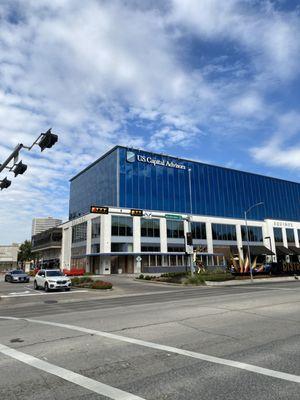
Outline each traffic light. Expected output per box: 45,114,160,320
38,129,58,151
0,177,11,190
130,209,143,216
90,206,109,214
186,232,193,246
13,161,27,177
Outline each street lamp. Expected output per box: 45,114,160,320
187,168,195,275
244,202,264,282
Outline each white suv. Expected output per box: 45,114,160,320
34,269,71,292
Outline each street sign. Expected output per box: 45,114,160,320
136,256,142,262
165,214,182,220
144,211,152,219
185,245,194,255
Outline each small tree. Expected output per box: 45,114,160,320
18,240,32,263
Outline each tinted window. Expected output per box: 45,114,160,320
111,216,133,236
72,222,87,243
167,220,184,238
286,228,295,244
273,228,283,243
141,218,160,237
212,224,237,240
241,226,263,242
191,222,206,240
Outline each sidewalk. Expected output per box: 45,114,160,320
205,275,299,286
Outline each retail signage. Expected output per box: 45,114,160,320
273,221,293,228
165,214,182,220
126,150,186,170
90,206,109,214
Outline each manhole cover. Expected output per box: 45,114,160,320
10,338,24,343
44,300,58,304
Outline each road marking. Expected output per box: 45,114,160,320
0,343,145,400
1,317,299,384
0,290,89,298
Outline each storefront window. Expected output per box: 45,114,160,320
111,216,133,236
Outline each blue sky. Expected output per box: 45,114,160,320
0,0,300,244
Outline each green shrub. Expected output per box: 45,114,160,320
138,274,144,279
184,274,206,285
71,276,93,286
91,280,112,290
161,272,188,278
144,275,151,280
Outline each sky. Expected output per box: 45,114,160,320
0,0,300,244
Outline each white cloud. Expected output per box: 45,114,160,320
0,0,300,243
170,0,300,80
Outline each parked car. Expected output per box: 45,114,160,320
4,270,30,283
34,269,71,292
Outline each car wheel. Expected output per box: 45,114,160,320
34,280,39,290
4,276,8,282
44,282,49,292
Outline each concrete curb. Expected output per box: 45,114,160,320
205,276,299,286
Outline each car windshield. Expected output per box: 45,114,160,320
46,270,63,277
12,270,24,274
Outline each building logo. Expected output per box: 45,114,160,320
126,151,136,163
126,150,186,170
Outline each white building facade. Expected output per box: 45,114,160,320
61,207,300,274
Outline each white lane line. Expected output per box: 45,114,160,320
1,316,299,384
0,290,89,298
0,343,145,400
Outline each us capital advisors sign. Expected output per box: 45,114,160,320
126,151,186,170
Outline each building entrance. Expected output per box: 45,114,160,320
111,255,134,274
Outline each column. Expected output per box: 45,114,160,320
100,214,111,274
206,222,213,253
61,226,72,271
236,224,243,260
85,219,92,273
160,218,168,253
133,217,141,274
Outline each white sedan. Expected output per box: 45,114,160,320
34,269,71,292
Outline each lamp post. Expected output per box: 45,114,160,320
244,202,264,282
187,168,194,275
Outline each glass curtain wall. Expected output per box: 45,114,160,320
118,147,300,222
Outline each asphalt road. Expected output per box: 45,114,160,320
0,277,299,399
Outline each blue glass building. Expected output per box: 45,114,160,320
70,146,300,222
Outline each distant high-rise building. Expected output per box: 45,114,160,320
31,217,62,237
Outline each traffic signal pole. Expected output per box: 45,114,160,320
0,129,58,190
